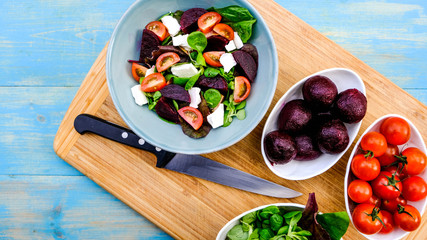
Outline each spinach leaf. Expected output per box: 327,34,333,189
187,31,207,53
259,228,274,240
212,5,255,22
242,211,257,224
184,67,203,90
270,214,284,232
316,212,349,240
236,109,246,120
173,77,190,86
204,67,220,78
196,52,206,66
226,224,249,240
144,91,162,110
220,67,235,82
204,89,222,108
227,19,257,43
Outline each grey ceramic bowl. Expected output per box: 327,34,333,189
106,0,278,154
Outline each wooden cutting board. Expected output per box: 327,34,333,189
53,0,427,239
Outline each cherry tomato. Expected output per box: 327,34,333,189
348,180,372,203
383,165,408,181
140,73,166,92
381,196,407,213
234,76,251,103
380,117,411,145
352,204,383,235
178,106,203,130
146,21,169,41
401,147,427,176
394,205,421,231
351,154,380,181
131,62,147,82
156,52,180,72
198,12,222,33
360,132,387,157
363,194,381,208
379,210,394,234
378,143,399,167
203,51,224,67
402,176,427,201
213,23,234,40
371,171,402,200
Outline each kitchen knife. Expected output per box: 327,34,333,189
74,114,302,198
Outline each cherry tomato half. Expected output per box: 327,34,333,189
178,106,203,130
363,194,381,208
131,62,147,82
379,210,394,234
402,176,427,201
203,51,224,67
378,143,399,167
381,195,407,213
394,205,421,232
352,204,383,235
146,21,169,41
213,23,234,40
198,12,222,33
401,147,427,176
380,117,411,145
140,73,166,92
348,180,372,203
156,52,180,72
371,171,402,200
351,154,380,181
360,132,387,157
234,76,251,103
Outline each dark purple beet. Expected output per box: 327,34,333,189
263,131,297,164
302,75,338,111
139,29,160,63
180,8,207,34
232,50,257,82
149,45,190,63
205,35,229,51
180,95,212,138
160,84,191,102
332,88,367,123
294,134,322,161
196,75,228,94
155,97,179,123
316,119,349,154
240,43,258,64
278,99,312,134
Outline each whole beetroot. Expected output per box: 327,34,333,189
316,119,349,154
278,99,312,134
263,131,297,164
333,88,367,123
294,134,322,161
302,75,338,111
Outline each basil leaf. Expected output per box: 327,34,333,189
213,5,255,22
204,67,220,78
227,19,257,43
316,212,349,240
187,31,207,53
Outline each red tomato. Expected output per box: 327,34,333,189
378,143,399,167
394,205,421,231
156,52,180,72
352,204,384,235
371,171,402,200
140,73,166,92
146,21,169,41
198,12,222,33
348,180,372,203
234,76,251,103
131,62,147,82
213,23,234,40
383,165,408,181
380,117,411,145
402,176,427,201
203,51,224,67
381,196,407,213
363,194,381,208
178,106,203,130
351,154,380,181
360,132,387,157
401,147,427,176
379,210,394,234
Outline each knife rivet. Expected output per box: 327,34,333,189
138,139,145,145
155,147,162,152
121,132,128,139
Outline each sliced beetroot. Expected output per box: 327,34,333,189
180,8,207,34
196,75,228,94
232,50,257,82
139,29,160,63
160,84,191,102
205,35,229,51
240,43,258,64
149,45,190,63
155,97,179,123
180,95,212,138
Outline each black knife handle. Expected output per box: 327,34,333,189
73,114,175,168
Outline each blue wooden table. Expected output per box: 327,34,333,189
0,0,425,239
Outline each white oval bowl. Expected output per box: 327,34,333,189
261,68,366,180
344,114,427,240
216,203,305,240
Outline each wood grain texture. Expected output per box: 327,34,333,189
52,0,427,239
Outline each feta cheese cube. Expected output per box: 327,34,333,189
188,87,201,108
207,104,224,128
131,85,148,106
161,15,180,36
234,32,244,49
225,40,237,52
172,34,192,51
171,63,198,78
219,53,237,73
145,66,155,77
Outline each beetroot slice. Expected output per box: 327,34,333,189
149,46,190,63
139,29,160,63
160,84,191,103
240,43,258,64
180,8,207,34
232,50,257,82
205,35,229,51
196,75,228,94
155,97,179,123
